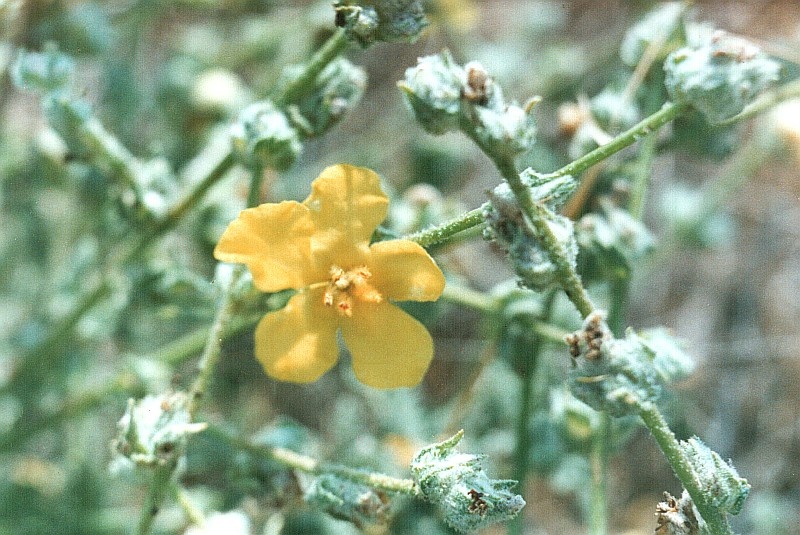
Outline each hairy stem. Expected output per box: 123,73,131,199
550,101,685,180
639,404,733,534
209,425,418,495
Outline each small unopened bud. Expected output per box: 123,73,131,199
286,58,366,137
664,31,782,123
12,46,75,94
230,101,301,171
411,431,525,533
680,437,750,515
111,391,206,471
334,0,427,48
305,474,391,529
566,312,663,417
399,51,464,135
484,172,577,291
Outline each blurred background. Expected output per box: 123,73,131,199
2,1,800,533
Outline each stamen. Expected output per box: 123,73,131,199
322,265,383,315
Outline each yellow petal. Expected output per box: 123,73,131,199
368,240,446,301
254,290,340,383
304,164,389,244
214,201,316,292
341,302,434,388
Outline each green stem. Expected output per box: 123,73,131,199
4,279,111,394
81,115,146,202
273,28,350,106
207,425,417,495
588,412,611,535
440,283,499,315
508,291,555,535
137,161,264,534
151,152,236,238
497,155,595,319
639,404,733,534
135,459,178,535
405,102,687,251
627,123,659,221
187,267,244,415
550,101,685,180
406,206,486,248
152,313,261,366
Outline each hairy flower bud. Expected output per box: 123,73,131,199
334,0,427,47
111,392,206,471
305,474,391,529
680,437,750,515
566,312,663,417
400,52,537,156
230,101,301,171
411,431,525,533
284,58,367,137
664,31,781,123
484,172,577,291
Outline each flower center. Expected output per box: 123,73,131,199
323,265,383,317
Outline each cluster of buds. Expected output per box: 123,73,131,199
400,51,538,159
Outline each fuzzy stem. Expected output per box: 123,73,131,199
639,404,733,534
406,205,487,248
498,155,595,319
187,266,244,415
137,161,264,534
550,101,685,180
135,459,179,535
408,103,687,250
588,411,611,535
440,283,499,314
273,28,350,106
209,425,417,495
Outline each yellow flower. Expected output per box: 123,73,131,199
214,164,446,388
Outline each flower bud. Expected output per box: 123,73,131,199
304,474,391,529
484,172,578,291
411,431,525,533
11,46,75,94
680,437,750,515
399,51,464,135
576,202,655,282
230,101,301,171
566,312,662,417
286,58,366,137
334,0,428,47
664,31,782,124
111,392,206,471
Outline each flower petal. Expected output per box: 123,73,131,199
254,290,341,383
368,240,446,301
304,164,389,244
341,302,434,388
214,201,315,292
